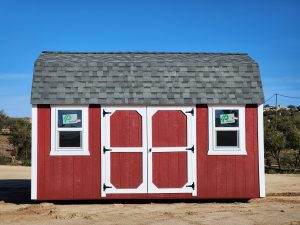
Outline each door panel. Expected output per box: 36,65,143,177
101,107,147,196
148,106,197,195
152,110,187,147
152,152,187,188
110,110,142,147
110,152,143,189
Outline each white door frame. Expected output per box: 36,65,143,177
101,106,148,197
147,106,197,196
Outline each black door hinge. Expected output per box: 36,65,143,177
103,183,112,191
103,146,112,154
186,182,195,190
103,109,111,117
186,145,194,153
185,108,194,116
149,148,152,152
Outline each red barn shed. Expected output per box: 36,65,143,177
31,52,265,200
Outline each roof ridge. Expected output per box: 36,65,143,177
41,51,248,55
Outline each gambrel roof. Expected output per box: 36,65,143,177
31,51,264,105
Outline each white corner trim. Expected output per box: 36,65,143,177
208,105,247,155
31,105,37,200
50,105,90,156
258,104,266,197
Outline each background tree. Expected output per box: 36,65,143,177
264,104,300,172
285,127,300,169
0,110,9,130
265,128,286,171
8,119,31,160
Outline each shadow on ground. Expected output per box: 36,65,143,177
0,179,250,205
0,179,31,204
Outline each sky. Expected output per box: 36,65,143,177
0,0,299,117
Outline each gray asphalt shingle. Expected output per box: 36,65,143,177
31,51,264,105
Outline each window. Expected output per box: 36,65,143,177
208,106,246,155
50,106,89,156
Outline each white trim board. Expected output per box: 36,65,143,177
258,104,266,197
31,105,37,200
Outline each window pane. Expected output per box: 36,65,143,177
59,131,81,148
215,110,239,127
58,110,82,128
216,131,239,147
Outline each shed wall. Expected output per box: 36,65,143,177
37,105,101,200
36,104,259,200
197,105,259,198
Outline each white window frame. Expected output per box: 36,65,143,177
50,105,89,156
208,105,246,155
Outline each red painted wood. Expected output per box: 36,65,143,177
152,110,187,147
196,105,259,199
152,152,187,188
225,156,236,197
109,110,143,189
37,105,48,200
36,104,259,200
196,105,208,197
245,107,259,197
151,110,188,189
37,105,100,200
110,110,142,147
110,152,142,188
216,156,227,197
74,106,101,199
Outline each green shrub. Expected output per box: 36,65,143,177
0,156,11,165
21,160,31,167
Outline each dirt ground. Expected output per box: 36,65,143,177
0,165,299,225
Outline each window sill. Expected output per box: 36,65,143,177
207,149,247,155
50,149,90,156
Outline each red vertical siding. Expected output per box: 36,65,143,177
37,105,100,200
110,110,142,147
152,152,187,188
196,105,259,199
37,105,49,200
109,110,143,189
36,104,259,200
151,110,188,189
152,110,187,147
110,152,143,188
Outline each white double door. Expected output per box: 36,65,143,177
101,106,197,197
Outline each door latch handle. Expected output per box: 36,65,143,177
149,148,152,152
